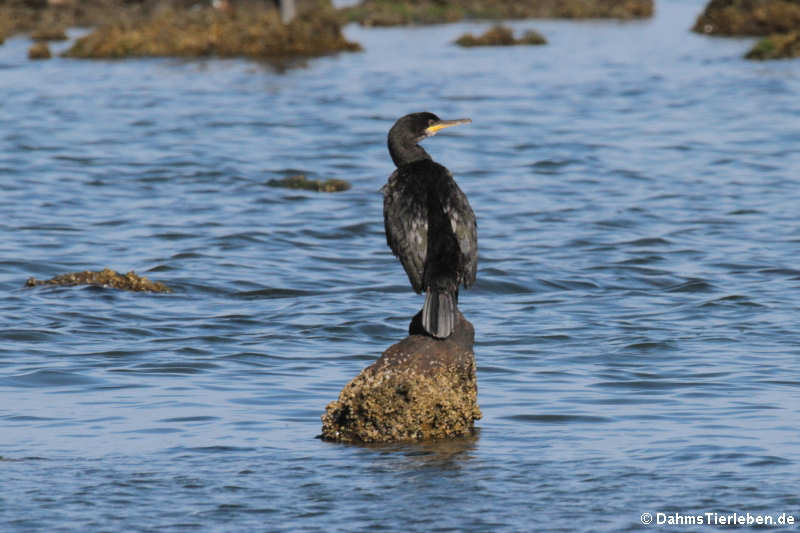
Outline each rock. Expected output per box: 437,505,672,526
28,41,51,59
692,0,800,36
746,31,800,58
26,268,172,293
455,24,546,46
342,0,653,26
321,312,481,444
63,2,361,59
267,174,351,192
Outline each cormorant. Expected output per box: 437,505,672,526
382,112,477,339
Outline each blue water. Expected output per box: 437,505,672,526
2,1,800,531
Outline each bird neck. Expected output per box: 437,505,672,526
388,138,431,167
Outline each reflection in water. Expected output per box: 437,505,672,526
358,430,481,472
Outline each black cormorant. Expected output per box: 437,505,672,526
382,112,477,339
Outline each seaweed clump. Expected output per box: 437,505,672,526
63,2,361,59
456,24,546,46
692,0,800,36
267,174,351,192
745,31,800,59
28,41,51,59
342,0,653,26
26,268,172,293
321,312,481,444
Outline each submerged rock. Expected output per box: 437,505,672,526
28,41,51,59
342,0,653,26
63,2,361,59
746,31,800,58
456,25,546,46
321,312,481,444
693,0,800,36
267,174,351,192
26,268,172,293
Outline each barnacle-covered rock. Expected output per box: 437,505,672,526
321,312,480,443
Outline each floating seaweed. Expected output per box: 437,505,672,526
455,24,546,46
267,174,351,192
26,268,172,293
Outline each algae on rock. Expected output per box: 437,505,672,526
321,312,481,444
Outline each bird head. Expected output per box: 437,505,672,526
387,112,471,167
392,112,472,144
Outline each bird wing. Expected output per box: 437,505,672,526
441,171,478,288
382,169,428,293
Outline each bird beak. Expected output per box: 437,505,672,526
425,118,472,136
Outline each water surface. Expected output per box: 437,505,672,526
2,1,800,531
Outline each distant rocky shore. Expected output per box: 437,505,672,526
1,0,654,60
342,0,653,26
1,0,360,59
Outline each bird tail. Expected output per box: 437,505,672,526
422,290,456,339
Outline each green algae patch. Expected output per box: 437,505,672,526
268,174,351,192
63,2,361,59
28,41,52,59
26,268,172,293
321,313,481,444
746,31,800,59
342,0,653,26
693,0,800,36
456,24,546,46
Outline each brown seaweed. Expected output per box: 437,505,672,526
267,174,351,192
26,268,172,293
455,24,546,46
